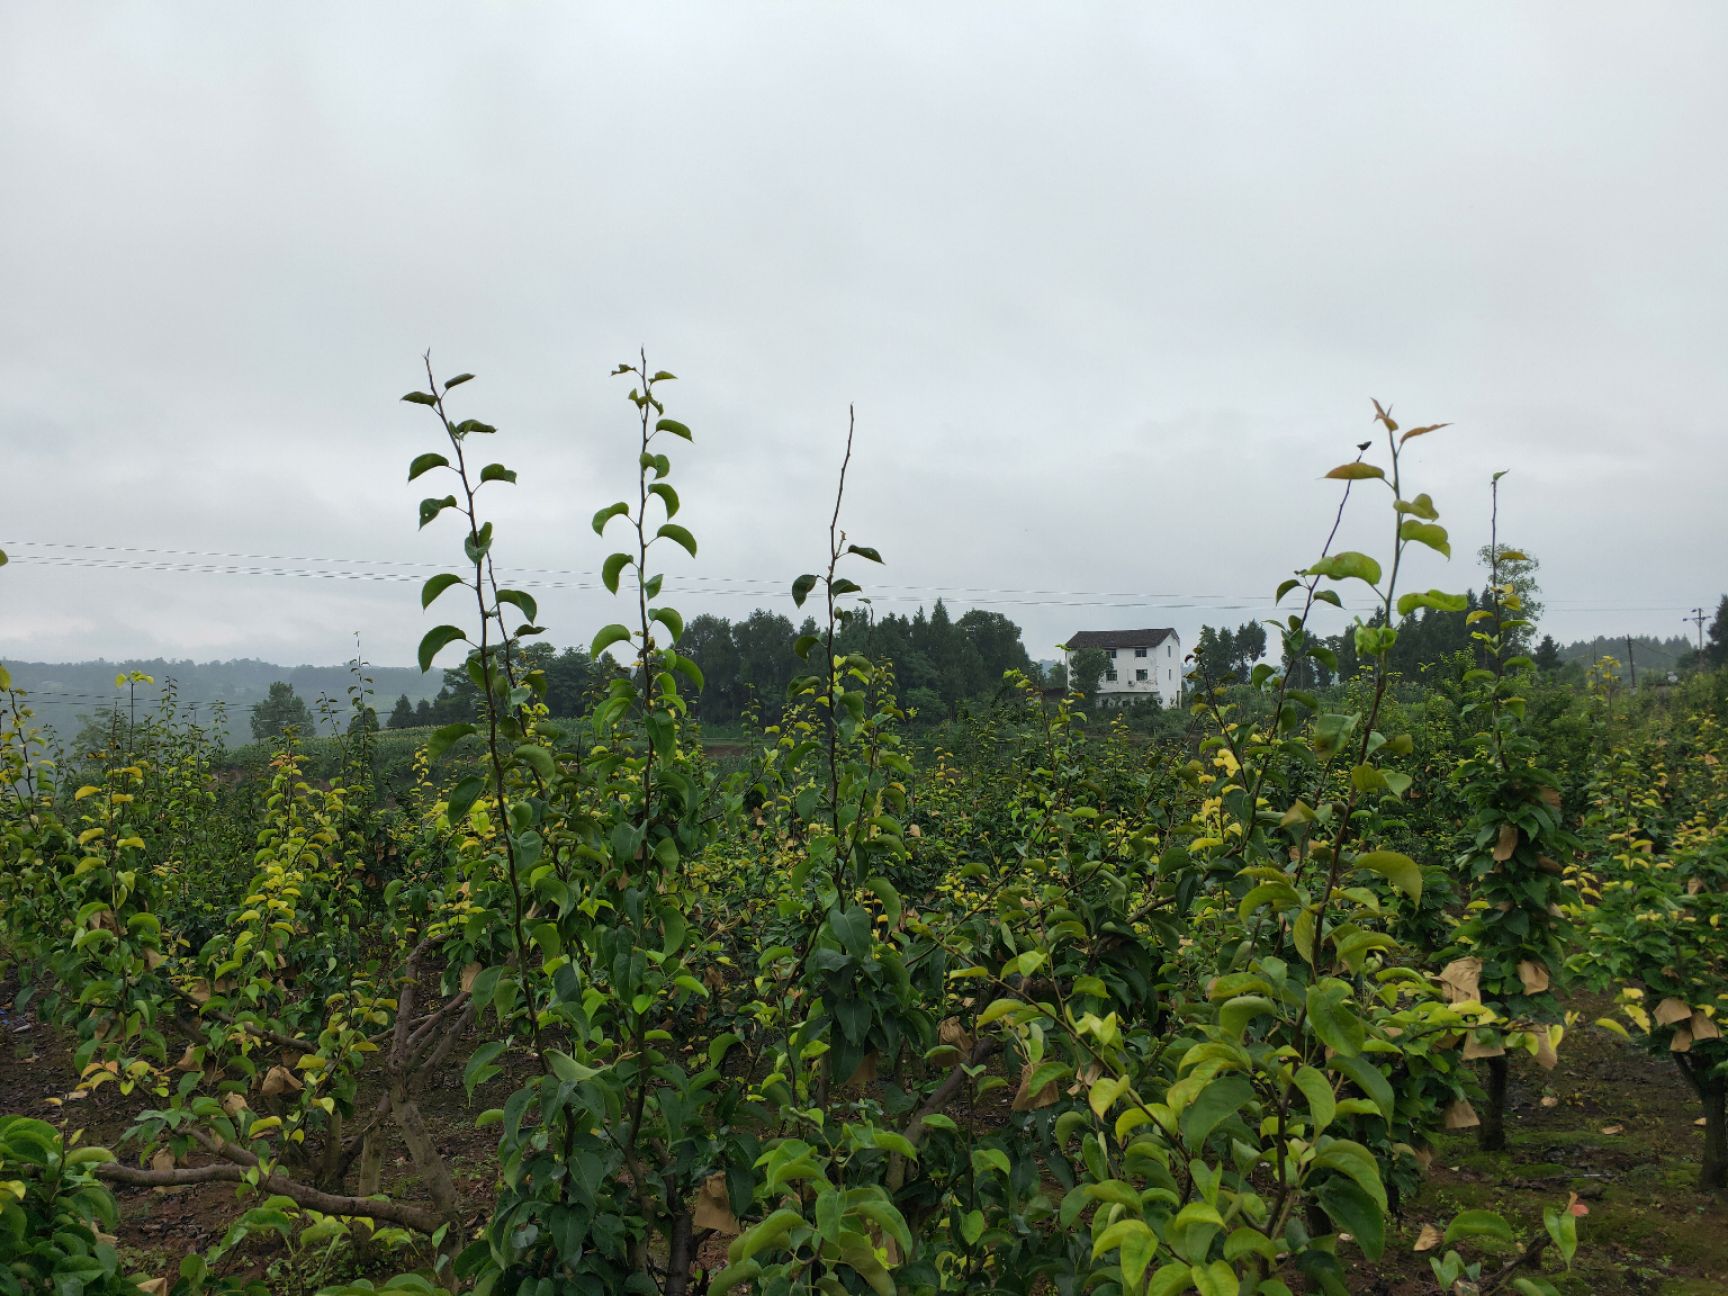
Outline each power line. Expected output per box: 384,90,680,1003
0,540,1690,616
4,539,1267,600
1,552,1283,612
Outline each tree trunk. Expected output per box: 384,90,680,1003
1672,1054,1725,1192
317,1110,345,1191
355,1127,386,1259
663,1210,695,1296
1702,1073,1727,1193
389,1082,463,1224
1479,1054,1509,1152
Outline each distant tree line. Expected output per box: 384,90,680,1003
390,642,623,728
381,600,1036,729
681,600,1035,724
1191,621,1270,685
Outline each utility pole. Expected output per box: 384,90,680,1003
1686,608,1708,653
1626,636,1637,690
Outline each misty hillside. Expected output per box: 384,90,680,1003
5,657,440,744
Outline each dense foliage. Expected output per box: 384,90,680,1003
2,371,1722,1296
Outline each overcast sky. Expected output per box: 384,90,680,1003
3,3,1724,674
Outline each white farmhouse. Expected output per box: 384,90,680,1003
1062,628,1182,708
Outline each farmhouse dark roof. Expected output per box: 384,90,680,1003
1063,628,1176,651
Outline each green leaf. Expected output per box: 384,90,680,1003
1327,1052,1394,1123
592,501,629,535
1543,1203,1578,1266
655,417,693,440
427,722,475,761
464,522,493,565
417,625,468,672
602,552,632,594
1394,492,1439,519
463,1041,505,1098
496,588,538,624
1314,1176,1385,1259
590,624,632,658
407,452,449,481
1100,1219,1159,1291
418,495,458,529
1306,551,1382,586
1170,1201,1225,1263
1180,1074,1254,1147
421,573,464,608
445,774,484,821
792,574,818,607
1324,462,1384,481
656,523,697,557
479,462,516,485
1306,979,1364,1058
1355,850,1421,902
1310,1138,1386,1210
731,1209,805,1265
1396,589,1469,616
1445,1209,1514,1246
670,652,705,691
1398,520,1451,557
649,482,680,517
514,744,555,780
400,391,437,405
1219,994,1277,1037
1292,1066,1336,1133
651,606,684,642
444,372,475,389
1190,1261,1238,1296
846,544,884,563
546,1049,601,1084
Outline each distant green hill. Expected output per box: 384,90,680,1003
3,657,441,744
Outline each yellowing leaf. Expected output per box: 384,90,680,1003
1356,850,1421,902
1324,462,1385,481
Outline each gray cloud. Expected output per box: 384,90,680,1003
2,3,1724,667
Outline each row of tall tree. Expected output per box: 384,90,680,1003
378,601,1036,729
682,601,1035,724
